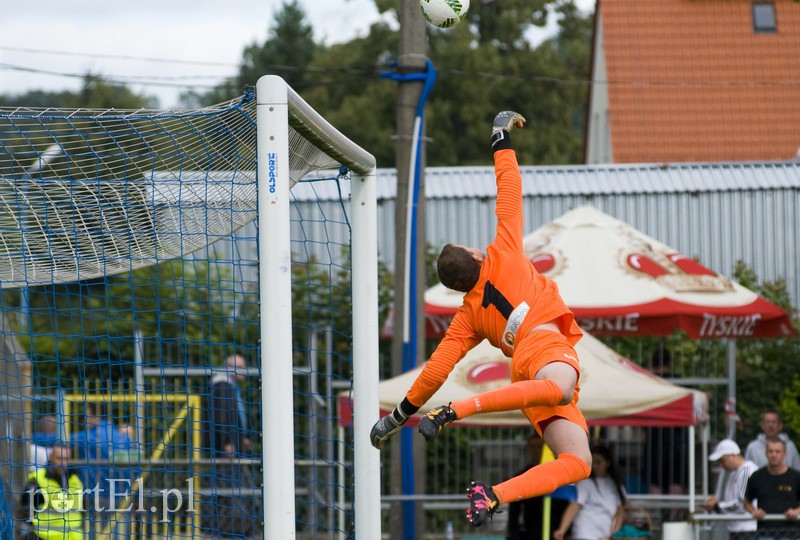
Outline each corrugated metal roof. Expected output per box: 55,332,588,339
291,161,800,201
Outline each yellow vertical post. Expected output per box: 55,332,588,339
542,444,556,540
190,395,201,532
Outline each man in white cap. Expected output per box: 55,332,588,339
703,439,758,539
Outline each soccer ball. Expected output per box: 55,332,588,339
419,0,470,29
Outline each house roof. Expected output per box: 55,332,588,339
597,0,800,163
291,160,800,201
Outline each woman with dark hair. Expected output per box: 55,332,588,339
554,445,626,540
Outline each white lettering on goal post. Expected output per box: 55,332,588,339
268,153,278,193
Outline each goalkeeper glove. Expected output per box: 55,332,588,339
491,110,526,150
370,406,410,450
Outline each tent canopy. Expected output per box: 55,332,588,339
340,333,708,428
409,205,795,339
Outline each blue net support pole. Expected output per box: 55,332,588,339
381,59,438,540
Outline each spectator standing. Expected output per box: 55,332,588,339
21,445,86,540
507,434,577,540
554,445,626,540
743,439,800,539
202,452,263,539
205,354,260,538
210,354,252,455
70,403,135,538
702,439,758,539
744,411,800,470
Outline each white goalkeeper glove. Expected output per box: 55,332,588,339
370,406,410,450
492,111,526,134
491,111,526,150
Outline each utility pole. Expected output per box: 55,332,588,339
390,1,428,539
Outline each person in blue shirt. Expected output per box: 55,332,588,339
70,403,136,538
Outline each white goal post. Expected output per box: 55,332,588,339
256,75,380,539
0,75,379,538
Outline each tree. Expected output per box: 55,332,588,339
420,0,592,166
239,0,319,90
188,0,593,166
19,260,239,385
465,0,553,48
0,75,155,109
65,75,157,109
300,21,398,170
182,0,322,106
329,0,594,166
732,261,800,440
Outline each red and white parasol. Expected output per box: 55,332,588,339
407,205,795,339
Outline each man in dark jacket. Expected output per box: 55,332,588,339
204,354,261,538
210,354,252,455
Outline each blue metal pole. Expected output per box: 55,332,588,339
381,59,437,540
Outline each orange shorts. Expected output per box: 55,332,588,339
510,330,588,437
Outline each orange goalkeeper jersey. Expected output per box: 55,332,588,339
406,149,582,408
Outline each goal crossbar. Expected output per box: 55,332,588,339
286,86,375,176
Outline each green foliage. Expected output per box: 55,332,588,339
0,89,76,108
780,379,800,441
65,75,157,109
420,4,591,166
183,0,323,106
0,75,156,109
732,261,800,440
238,0,319,91
182,0,592,167
466,0,552,47
301,23,398,167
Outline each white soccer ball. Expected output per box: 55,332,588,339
419,0,470,29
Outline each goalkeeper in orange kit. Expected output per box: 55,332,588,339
370,111,592,527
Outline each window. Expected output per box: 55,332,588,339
752,2,777,34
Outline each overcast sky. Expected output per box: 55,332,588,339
1,0,592,108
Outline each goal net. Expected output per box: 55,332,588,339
0,75,380,538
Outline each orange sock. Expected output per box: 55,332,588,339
450,379,563,419
492,452,590,505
